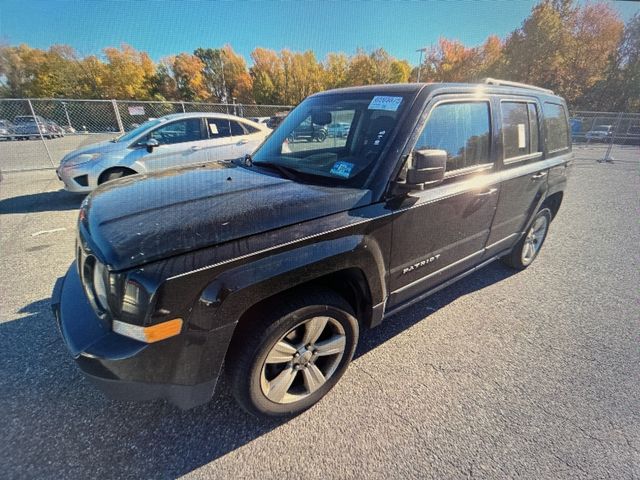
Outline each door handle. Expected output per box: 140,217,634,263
191,145,202,151
531,171,547,180
474,188,498,197
237,139,249,145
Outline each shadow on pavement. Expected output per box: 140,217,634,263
0,189,84,214
2,262,515,478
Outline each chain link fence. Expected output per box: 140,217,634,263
569,111,640,163
0,98,292,171
1,99,638,172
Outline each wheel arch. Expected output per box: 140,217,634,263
97,166,137,184
184,234,387,337
541,191,563,220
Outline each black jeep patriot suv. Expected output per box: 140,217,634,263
52,79,572,417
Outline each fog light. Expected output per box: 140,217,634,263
112,318,183,343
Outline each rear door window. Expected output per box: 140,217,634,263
501,101,541,161
207,118,232,138
207,118,247,138
241,122,261,134
415,101,491,173
543,102,570,153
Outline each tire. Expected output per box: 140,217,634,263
98,167,135,185
502,208,552,270
226,289,359,418
314,130,327,142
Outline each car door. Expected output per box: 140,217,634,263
485,99,549,257
234,120,268,156
387,97,499,308
137,117,208,172
203,117,247,162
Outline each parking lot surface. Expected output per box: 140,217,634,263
0,134,114,171
1,146,638,479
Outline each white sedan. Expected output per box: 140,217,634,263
56,113,270,193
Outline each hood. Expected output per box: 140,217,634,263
62,139,124,162
82,163,372,270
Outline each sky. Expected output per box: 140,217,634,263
1,0,639,66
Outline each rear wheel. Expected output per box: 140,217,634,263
502,208,551,270
314,130,327,142
226,289,359,417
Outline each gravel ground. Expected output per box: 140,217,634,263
0,145,638,479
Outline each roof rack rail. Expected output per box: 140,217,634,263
482,78,554,94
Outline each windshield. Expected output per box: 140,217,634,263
14,116,37,124
252,92,409,187
114,118,163,143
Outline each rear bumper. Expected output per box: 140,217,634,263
51,263,235,409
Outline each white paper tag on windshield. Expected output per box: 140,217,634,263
517,124,526,148
209,123,219,135
368,96,403,111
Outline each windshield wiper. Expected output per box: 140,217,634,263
252,160,298,181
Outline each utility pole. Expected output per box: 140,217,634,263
219,51,228,105
416,46,429,83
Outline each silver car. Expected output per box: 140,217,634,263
56,113,270,193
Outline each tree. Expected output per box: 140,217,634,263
149,58,178,101
280,49,324,104
581,13,640,111
250,48,284,104
345,48,410,85
220,45,254,103
324,53,349,89
345,49,376,86
171,53,208,101
0,44,47,97
499,0,622,106
101,44,155,99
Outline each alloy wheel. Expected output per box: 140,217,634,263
522,215,549,265
260,316,346,404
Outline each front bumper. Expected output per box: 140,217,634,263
51,262,235,409
56,164,94,193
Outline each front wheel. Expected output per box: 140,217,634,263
502,208,551,270
226,289,359,417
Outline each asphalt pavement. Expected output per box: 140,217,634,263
0,134,115,171
0,145,638,479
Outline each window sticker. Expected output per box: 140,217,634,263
368,96,403,111
330,161,355,178
517,123,526,148
209,123,219,135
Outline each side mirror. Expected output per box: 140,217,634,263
145,138,159,153
404,149,447,190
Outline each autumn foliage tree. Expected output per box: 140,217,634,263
0,0,637,111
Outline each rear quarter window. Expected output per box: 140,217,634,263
543,102,570,153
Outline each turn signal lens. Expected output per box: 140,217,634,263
112,318,183,343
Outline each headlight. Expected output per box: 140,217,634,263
92,261,109,311
121,279,149,317
65,153,102,167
